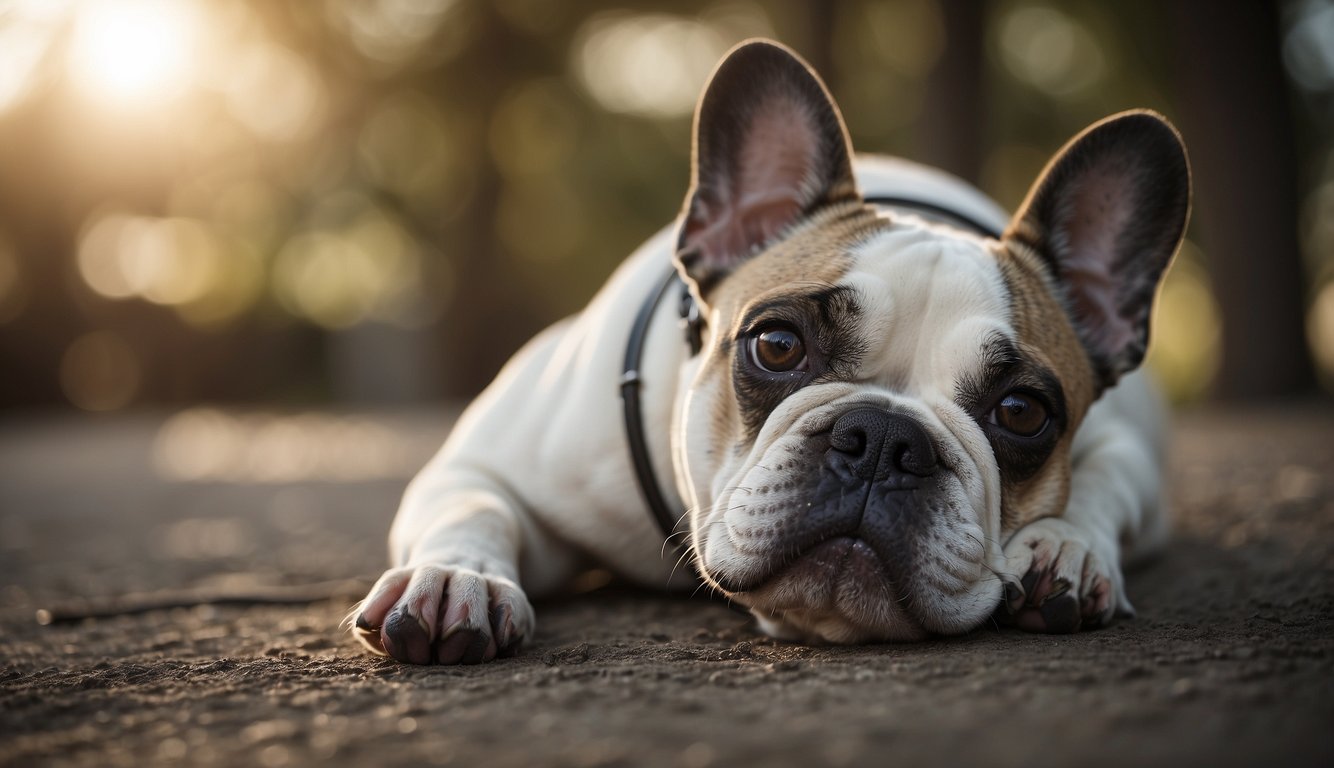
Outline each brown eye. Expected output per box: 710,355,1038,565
991,392,1049,437
750,326,806,373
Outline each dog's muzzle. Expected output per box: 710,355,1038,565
793,407,946,590
712,406,951,596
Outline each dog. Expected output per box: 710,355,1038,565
350,40,1189,664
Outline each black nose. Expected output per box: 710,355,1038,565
829,408,938,481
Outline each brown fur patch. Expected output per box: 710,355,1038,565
993,240,1098,533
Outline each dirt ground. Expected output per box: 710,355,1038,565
1,405,1331,767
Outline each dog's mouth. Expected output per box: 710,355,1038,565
774,536,888,588
718,534,931,643
714,536,885,595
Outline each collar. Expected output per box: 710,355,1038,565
620,195,1002,544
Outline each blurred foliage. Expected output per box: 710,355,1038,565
0,0,1330,411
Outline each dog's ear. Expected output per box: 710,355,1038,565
674,39,859,299
1005,110,1191,388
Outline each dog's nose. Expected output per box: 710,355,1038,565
829,408,937,481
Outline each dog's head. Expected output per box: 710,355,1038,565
671,41,1189,642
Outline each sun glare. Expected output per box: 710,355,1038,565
68,0,199,106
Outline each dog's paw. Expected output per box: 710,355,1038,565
350,565,534,665
998,518,1131,633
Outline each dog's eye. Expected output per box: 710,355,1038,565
990,392,1049,437
750,326,807,373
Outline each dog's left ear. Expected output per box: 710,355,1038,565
1005,110,1191,389
675,40,859,300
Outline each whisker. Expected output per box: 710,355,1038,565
659,506,701,558
667,543,697,585
664,528,690,541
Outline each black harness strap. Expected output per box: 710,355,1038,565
862,194,1004,240
620,195,1003,544
620,267,689,541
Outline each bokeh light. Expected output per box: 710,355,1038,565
152,408,416,483
1283,0,1334,92
325,0,462,70
67,0,201,107
220,41,325,142
573,12,731,118
1309,281,1334,388
272,197,429,330
76,212,265,328
0,1,65,115
1146,241,1223,403
997,4,1106,98
77,213,144,300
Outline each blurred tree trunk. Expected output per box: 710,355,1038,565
1172,1,1315,399
432,4,542,398
799,0,836,87
916,0,986,185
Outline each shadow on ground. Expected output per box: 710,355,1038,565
1,406,1331,767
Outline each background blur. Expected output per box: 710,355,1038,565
1,0,1332,423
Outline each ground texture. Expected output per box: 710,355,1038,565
2,405,1332,767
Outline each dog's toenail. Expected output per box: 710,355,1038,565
1039,594,1081,634
460,630,490,665
1045,578,1071,602
441,619,467,640
384,608,433,665
436,627,485,665
1020,570,1039,597
490,603,515,648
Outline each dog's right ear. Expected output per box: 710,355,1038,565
674,40,860,301
1005,111,1191,389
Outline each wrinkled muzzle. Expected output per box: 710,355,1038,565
692,403,1001,643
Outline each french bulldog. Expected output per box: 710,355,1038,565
350,39,1189,664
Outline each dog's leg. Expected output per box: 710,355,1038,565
1000,375,1169,632
352,467,580,664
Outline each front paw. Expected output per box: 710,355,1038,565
999,518,1130,633
350,565,534,665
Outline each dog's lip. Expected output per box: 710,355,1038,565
780,536,886,583
716,535,886,594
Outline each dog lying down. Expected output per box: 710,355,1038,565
350,39,1189,664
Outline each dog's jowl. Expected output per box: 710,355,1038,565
351,39,1190,663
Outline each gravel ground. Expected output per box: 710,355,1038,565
1,405,1331,767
